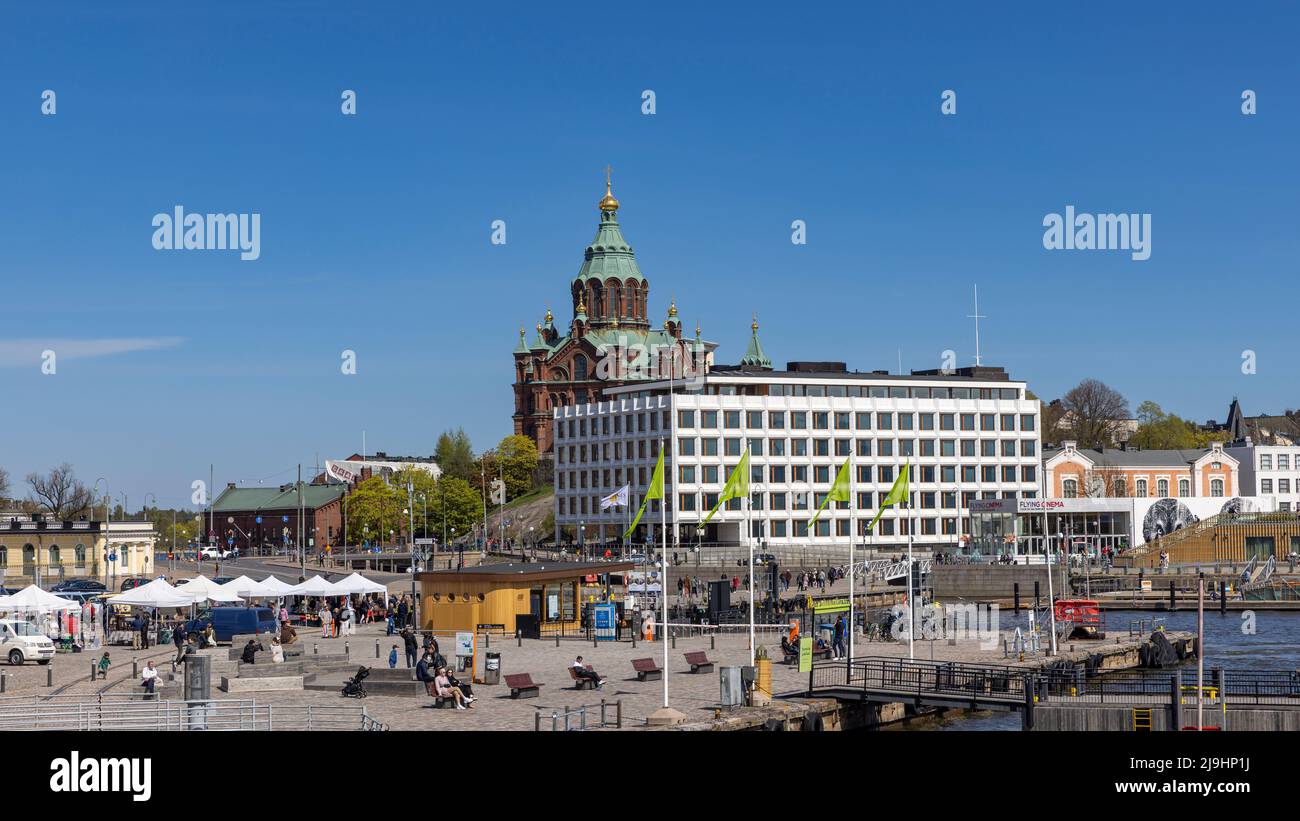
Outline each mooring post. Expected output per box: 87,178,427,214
132,658,138,678
517,629,522,648
710,635,715,651
1013,582,1020,614
47,666,53,687
1034,581,1040,613
1169,581,1176,612
1022,673,1035,731
375,640,380,658
1219,581,1226,615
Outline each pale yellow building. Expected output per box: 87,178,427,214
0,513,157,588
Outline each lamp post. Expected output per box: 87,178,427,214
142,493,157,524
94,477,108,583
227,517,251,557
453,527,460,570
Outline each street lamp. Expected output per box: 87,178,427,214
94,477,109,583
452,527,460,570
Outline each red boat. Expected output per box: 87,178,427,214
1053,599,1106,639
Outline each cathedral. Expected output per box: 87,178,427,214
511,173,728,453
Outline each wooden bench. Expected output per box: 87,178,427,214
683,651,714,674
566,665,599,690
505,672,543,699
631,657,662,681
423,680,456,708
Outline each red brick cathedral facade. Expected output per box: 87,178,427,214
512,176,712,452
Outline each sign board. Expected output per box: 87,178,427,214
455,631,474,658
798,636,813,673
813,598,850,615
593,602,617,641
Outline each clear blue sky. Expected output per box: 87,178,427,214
2,1,1297,510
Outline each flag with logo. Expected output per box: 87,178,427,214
600,484,630,510
867,463,909,532
623,450,664,537
699,448,750,526
807,456,852,530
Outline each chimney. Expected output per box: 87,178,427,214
227,482,237,490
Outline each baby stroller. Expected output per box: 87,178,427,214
341,666,370,698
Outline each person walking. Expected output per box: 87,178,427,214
172,620,188,665
832,614,847,660
318,603,332,638
402,627,418,669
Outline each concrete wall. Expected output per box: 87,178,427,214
1034,705,1300,731
933,564,1055,601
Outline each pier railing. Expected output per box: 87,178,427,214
810,657,1030,706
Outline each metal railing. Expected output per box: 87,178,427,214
810,657,1029,705
0,696,386,731
534,699,622,731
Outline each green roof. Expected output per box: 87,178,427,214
739,319,772,369
213,483,345,513
573,210,644,285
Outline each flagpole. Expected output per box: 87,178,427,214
746,440,755,666
659,438,669,709
849,455,856,661
907,462,915,661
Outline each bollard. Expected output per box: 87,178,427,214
47,665,53,687
345,642,350,657
710,635,715,650
314,644,319,655
133,658,138,678
1220,581,1227,615
671,635,676,649
1169,581,1176,612
485,633,490,649
376,641,380,659
631,634,636,649
1,671,5,693
1013,583,1020,614
593,637,598,649
555,635,560,648
517,630,522,648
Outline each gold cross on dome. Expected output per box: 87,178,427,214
604,164,612,188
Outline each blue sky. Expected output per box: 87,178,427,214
2,1,1297,509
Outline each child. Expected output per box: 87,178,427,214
97,651,111,680
388,645,398,669
386,612,395,636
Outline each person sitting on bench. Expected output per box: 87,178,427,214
572,655,605,688
434,666,473,710
445,666,473,700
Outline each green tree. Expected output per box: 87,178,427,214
1059,378,1131,448
392,468,440,538
1130,400,1202,449
430,477,480,542
434,428,476,482
345,476,403,546
496,434,539,499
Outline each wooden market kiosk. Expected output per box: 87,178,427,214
417,561,633,636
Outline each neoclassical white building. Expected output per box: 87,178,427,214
0,513,158,588
552,348,1042,552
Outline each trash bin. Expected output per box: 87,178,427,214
483,652,501,685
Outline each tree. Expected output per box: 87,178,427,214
1130,401,1201,449
0,465,9,503
432,477,480,541
345,477,403,546
434,428,476,482
26,463,93,519
392,467,440,538
1058,379,1131,449
496,434,539,499
1041,399,1069,446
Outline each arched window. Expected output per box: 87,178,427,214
0,545,6,567
22,544,35,575
1211,478,1224,497
574,355,588,380
1062,479,1078,498
49,545,60,568
75,544,86,569
1135,479,1148,497
1112,478,1128,497
1178,479,1190,497
1157,479,1169,497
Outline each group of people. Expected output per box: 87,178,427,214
413,646,475,709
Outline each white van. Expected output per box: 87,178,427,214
0,619,55,665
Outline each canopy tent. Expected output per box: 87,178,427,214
331,572,388,595
214,575,267,598
108,578,197,609
286,575,343,597
0,584,81,613
175,574,243,603
257,575,298,596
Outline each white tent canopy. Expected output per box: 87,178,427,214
286,575,343,597
257,576,298,596
0,584,80,613
215,575,266,598
109,578,197,609
175,574,243,603
331,572,388,595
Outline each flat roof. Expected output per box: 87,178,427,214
417,560,634,584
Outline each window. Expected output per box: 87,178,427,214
1279,454,1291,470
1211,478,1225,497
678,410,695,428
960,414,975,431
1279,479,1291,494
678,494,697,511
701,438,718,456
855,412,871,430
701,410,718,428
1022,440,1036,457
1002,466,1017,482
791,412,807,429
1157,479,1169,497
981,440,996,458
879,466,894,483
877,413,893,430
941,440,955,457
770,465,786,483
813,412,829,430
1112,479,1128,497
770,492,787,510
724,438,742,456
747,411,764,429
940,414,955,431
769,411,785,429
1260,454,1273,470
1261,479,1273,494
751,439,764,456
834,412,851,430
1135,479,1148,497
899,440,914,457
898,413,914,431
770,439,785,456
960,440,975,458
877,440,893,457
920,439,935,457
982,466,997,483
792,439,808,457
1020,414,1035,431
918,413,935,431
814,439,830,457
1179,479,1190,497
835,439,851,456
980,414,995,431
1000,414,1015,431
814,466,830,483
679,438,695,456
724,410,740,429
679,466,695,483
703,466,719,483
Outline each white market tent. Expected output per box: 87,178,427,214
257,575,298,596
331,572,387,595
286,575,343,597
0,584,80,613
174,574,243,603
214,575,266,598
108,578,197,609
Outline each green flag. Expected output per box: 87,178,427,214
699,448,750,527
867,463,910,533
807,457,852,530
623,447,664,538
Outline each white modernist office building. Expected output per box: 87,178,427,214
552,362,1043,553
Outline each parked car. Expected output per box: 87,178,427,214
119,577,149,591
183,606,276,644
51,579,107,593
200,547,233,560
0,619,55,665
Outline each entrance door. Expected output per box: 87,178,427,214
22,544,35,577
